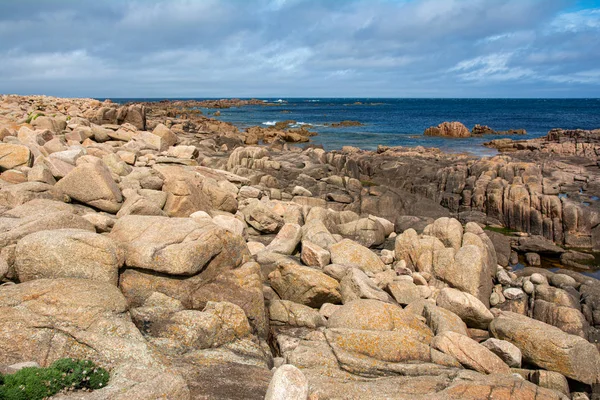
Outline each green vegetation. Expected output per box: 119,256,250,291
360,180,378,187
483,225,519,235
24,112,44,124
0,358,109,400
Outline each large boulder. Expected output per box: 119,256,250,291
433,243,494,307
242,200,284,233
269,261,341,308
0,279,154,368
340,268,393,304
424,121,470,138
301,219,337,249
328,299,433,341
490,311,600,384
394,230,445,274
109,215,249,276
336,217,386,247
323,328,454,372
300,241,330,268
329,239,386,274
270,300,326,328
432,331,510,374
117,104,146,130
151,301,252,350
121,261,268,339
55,158,123,213
15,229,123,285
0,143,32,170
436,288,494,329
152,123,178,149
423,217,463,250
0,211,95,248
481,338,522,368
422,303,468,336
266,223,302,255
161,174,212,217
265,365,308,400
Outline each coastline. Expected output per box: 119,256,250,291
1,94,600,399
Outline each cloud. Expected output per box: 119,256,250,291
0,0,598,97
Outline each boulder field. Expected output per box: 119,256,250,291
0,94,599,399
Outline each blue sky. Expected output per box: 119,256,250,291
0,0,599,98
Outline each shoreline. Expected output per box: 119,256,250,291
1,93,600,399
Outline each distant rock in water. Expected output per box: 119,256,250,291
424,122,526,138
472,124,526,135
424,121,470,138
327,120,364,127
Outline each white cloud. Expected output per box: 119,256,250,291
450,53,535,81
0,0,598,97
550,8,600,33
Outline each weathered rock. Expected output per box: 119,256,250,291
481,338,522,368
211,214,246,237
395,230,445,274
0,211,95,248
15,229,123,285
550,273,578,288
433,244,494,306
533,299,588,338
340,268,394,304
110,215,249,275
300,240,330,268
269,300,326,328
424,217,463,250
422,303,468,336
120,261,267,338
152,123,178,149
266,223,302,255
525,252,541,266
269,261,341,307
301,219,337,249
424,121,470,138
242,200,284,233
327,299,433,341
515,235,565,255
264,364,308,400
324,328,449,373
437,288,494,329
432,331,510,374
0,143,32,170
329,239,386,274
531,370,570,397
387,281,421,305
489,311,600,384
337,217,386,247
55,158,123,213
486,230,511,267
303,368,564,399
151,301,251,350
161,174,212,217
0,278,155,368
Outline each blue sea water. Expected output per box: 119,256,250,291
110,98,600,156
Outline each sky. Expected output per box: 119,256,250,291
0,0,599,98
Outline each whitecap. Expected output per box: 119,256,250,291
262,121,277,126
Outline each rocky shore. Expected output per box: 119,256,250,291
0,94,599,399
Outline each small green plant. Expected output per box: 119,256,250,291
360,180,378,187
0,358,109,400
24,112,44,124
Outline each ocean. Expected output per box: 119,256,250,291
111,98,600,156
